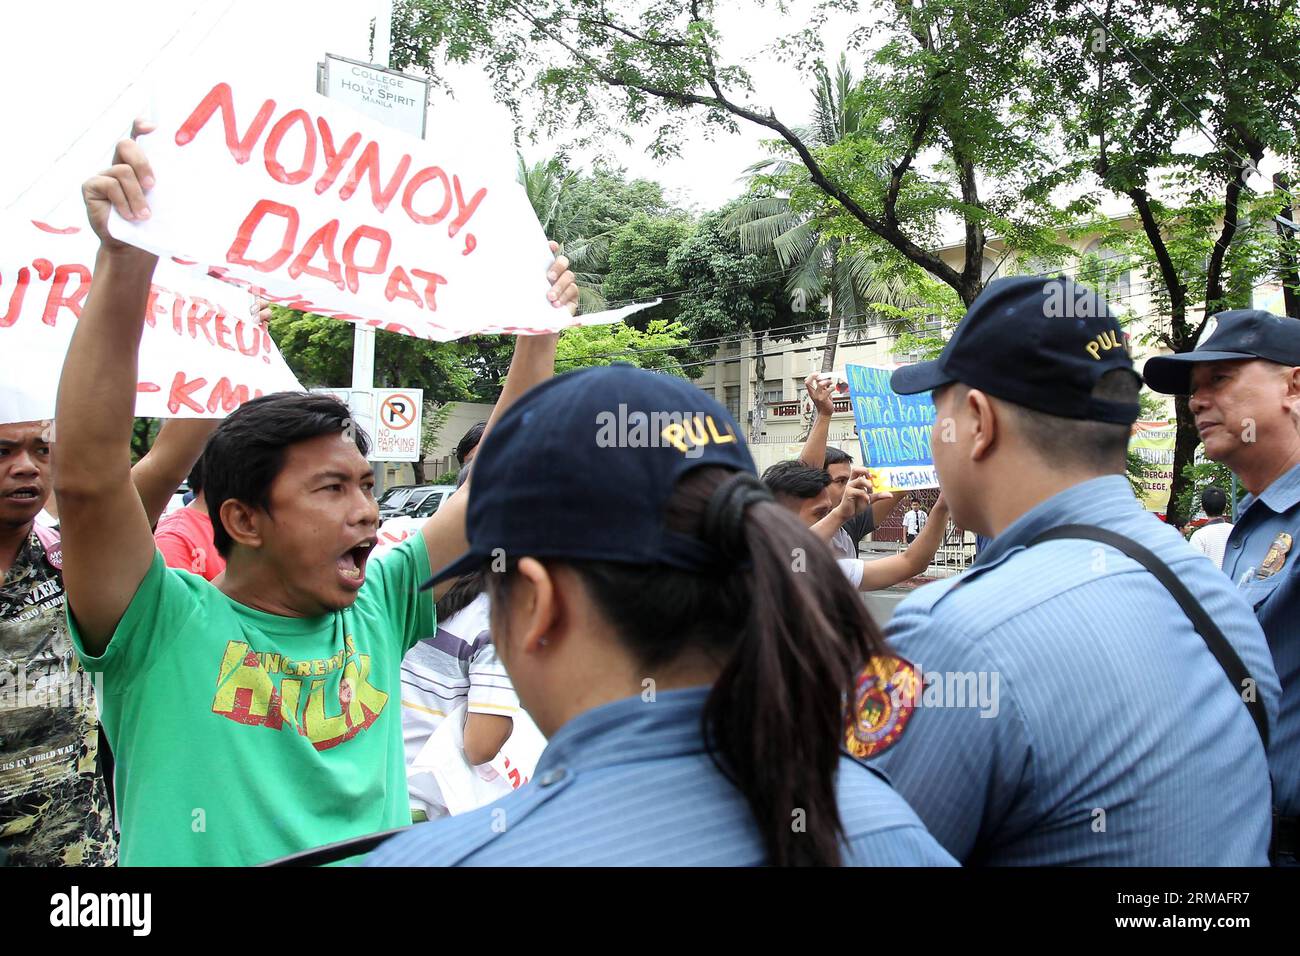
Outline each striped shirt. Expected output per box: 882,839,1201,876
366,687,957,866
400,594,519,743
868,475,1279,865
1222,461,1300,817
400,594,528,818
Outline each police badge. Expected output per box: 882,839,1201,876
1256,532,1293,579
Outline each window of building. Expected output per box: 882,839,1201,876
725,385,741,419
1082,239,1132,299
763,380,783,404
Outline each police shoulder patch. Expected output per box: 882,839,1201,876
843,653,919,759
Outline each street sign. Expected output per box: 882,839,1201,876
373,388,424,462
309,387,376,456
320,53,430,139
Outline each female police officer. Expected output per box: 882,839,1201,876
366,364,954,867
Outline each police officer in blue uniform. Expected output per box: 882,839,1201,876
1144,309,1300,865
859,277,1279,865
367,365,956,867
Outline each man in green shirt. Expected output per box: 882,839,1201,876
53,126,578,866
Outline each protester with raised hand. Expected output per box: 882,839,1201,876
367,364,956,866
53,122,578,866
762,461,943,591
798,372,899,557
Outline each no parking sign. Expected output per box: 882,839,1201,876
374,388,423,462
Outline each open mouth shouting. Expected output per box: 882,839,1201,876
3,484,43,506
336,537,378,589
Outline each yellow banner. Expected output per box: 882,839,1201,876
1129,420,1176,512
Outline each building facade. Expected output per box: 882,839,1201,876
692,219,1274,477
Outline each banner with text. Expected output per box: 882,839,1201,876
847,364,939,493
0,217,301,424
1129,420,1176,513
106,74,651,341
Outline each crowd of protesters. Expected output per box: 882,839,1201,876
1,125,1297,868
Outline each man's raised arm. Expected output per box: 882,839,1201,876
797,373,835,469
131,419,217,528
54,127,161,653
419,243,577,580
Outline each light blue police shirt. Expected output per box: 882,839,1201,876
1222,460,1300,817
366,687,957,866
867,475,1279,865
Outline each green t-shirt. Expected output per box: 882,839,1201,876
67,535,435,866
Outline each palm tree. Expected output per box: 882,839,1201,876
516,154,609,313
726,56,920,435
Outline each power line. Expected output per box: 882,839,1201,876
611,275,1281,376
574,264,1158,366
597,239,1158,312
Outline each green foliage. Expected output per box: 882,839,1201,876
601,213,695,324
1175,460,1238,526
391,0,1086,306
421,400,457,459
431,469,461,485
267,307,473,402
516,155,679,311
553,319,692,378
1051,0,1300,522
670,203,808,343
130,418,160,465
874,274,965,360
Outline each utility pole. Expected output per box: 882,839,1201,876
350,1,391,489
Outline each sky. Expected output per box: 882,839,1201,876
0,0,855,225
1,1,1275,232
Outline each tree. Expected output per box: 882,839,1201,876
392,0,1079,307
727,55,926,436
267,308,474,402
601,212,695,325
517,153,684,312
414,400,459,484
516,153,607,311
671,202,812,433
1057,0,1300,523
553,319,693,377
130,418,160,464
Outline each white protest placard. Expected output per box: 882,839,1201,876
375,515,423,555
0,217,302,424
106,74,653,341
373,388,423,461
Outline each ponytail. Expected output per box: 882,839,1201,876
503,466,883,866
699,473,878,866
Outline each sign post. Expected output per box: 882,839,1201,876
374,388,424,463
323,4,425,491
320,54,430,139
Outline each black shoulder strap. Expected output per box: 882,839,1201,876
1028,523,1269,751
